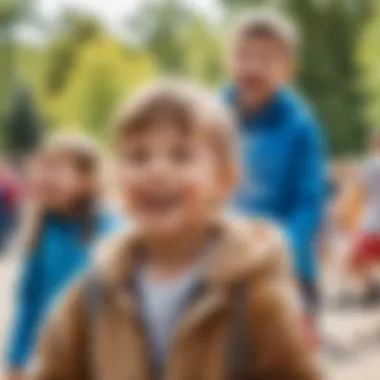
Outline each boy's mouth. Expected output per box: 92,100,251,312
140,191,182,214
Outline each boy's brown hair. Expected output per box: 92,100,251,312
232,7,299,56
113,79,236,167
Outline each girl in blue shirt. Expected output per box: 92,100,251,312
5,133,118,380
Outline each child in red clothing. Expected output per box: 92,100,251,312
349,130,380,305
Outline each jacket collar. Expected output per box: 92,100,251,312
93,217,287,346
93,216,286,292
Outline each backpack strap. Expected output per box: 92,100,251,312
84,271,101,326
84,275,251,380
227,282,251,380
84,272,101,378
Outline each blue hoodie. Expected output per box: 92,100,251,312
6,210,120,367
223,86,325,281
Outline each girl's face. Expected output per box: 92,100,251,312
118,125,233,238
27,151,94,212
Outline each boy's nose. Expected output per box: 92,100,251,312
148,159,172,179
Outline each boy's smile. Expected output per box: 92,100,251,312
139,188,182,216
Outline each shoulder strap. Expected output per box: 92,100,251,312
84,272,101,378
227,282,251,380
84,271,101,326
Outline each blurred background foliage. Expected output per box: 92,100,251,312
0,0,379,156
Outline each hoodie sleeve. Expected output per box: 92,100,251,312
284,118,326,279
6,252,42,367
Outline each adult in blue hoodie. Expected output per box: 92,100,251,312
5,210,119,369
223,10,326,314
225,85,325,302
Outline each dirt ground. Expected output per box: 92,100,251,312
1,256,380,379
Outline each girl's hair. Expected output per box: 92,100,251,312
14,132,101,256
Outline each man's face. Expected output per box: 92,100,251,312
228,35,292,109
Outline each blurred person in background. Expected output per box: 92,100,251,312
347,129,380,307
321,162,363,306
318,165,353,302
0,158,20,254
26,81,322,380
223,9,325,322
5,133,119,380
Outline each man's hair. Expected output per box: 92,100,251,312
232,7,299,56
114,79,236,167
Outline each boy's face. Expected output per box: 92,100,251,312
28,152,93,212
118,125,232,238
228,34,293,109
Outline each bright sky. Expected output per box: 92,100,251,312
16,0,221,44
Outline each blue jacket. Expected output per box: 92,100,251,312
224,86,326,280
6,210,119,367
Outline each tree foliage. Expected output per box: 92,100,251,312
0,0,30,26
42,11,102,96
3,0,380,156
183,16,224,86
50,35,156,136
357,2,380,128
0,0,36,150
7,11,156,137
125,0,195,74
3,85,42,154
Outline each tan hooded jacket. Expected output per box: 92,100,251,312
26,218,322,380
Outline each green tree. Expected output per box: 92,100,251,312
45,34,156,136
125,0,224,84
125,0,195,73
0,0,31,115
42,10,102,96
183,16,224,86
0,0,39,149
3,85,42,154
357,3,380,129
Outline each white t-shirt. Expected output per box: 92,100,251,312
135,264,201,368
